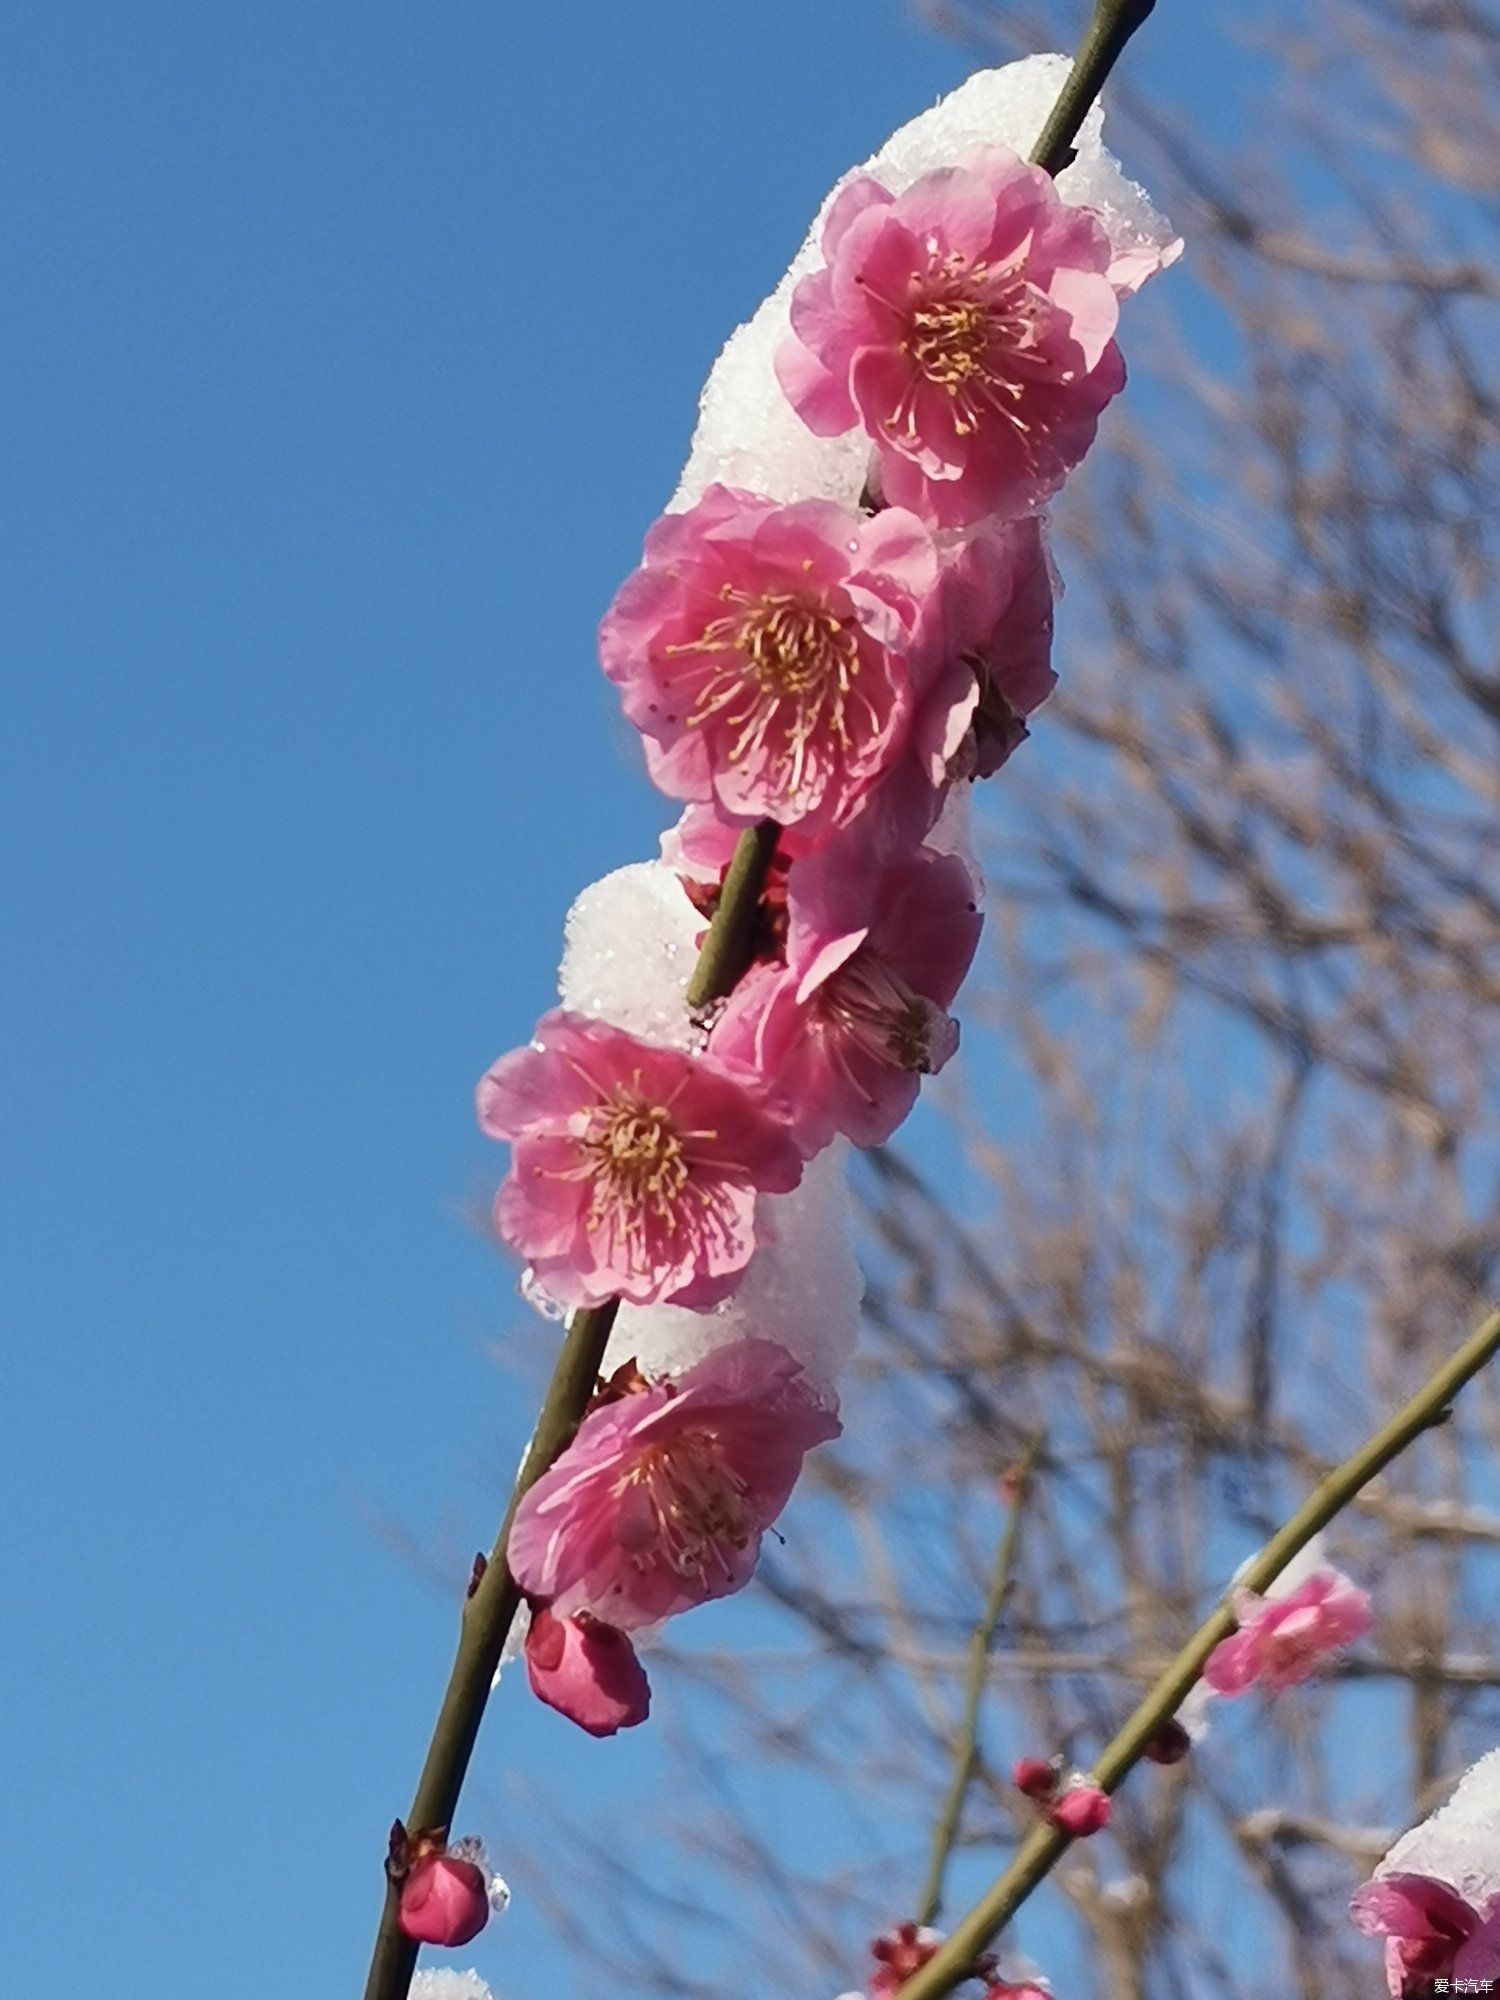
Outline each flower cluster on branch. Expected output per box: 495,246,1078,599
472,61,1180,1755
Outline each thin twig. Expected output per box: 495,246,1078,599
362,1298,619,2000
1030,0,1157,175
896,1304,1500,2000
916,1438,1043,1927
364,833,787,2000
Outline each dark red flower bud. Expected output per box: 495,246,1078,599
1011,1755,1059,1801
1144,1718,1191,1765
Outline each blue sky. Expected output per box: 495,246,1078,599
0,4,1251,1994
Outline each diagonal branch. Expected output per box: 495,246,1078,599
896,1303,1500,2000
360,832,779,2000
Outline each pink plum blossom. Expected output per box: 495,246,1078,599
911,517,1056,784
523,1606,652,1737
838,1922,1020,2000
709,838,981,1153
1352,1745,1500,1995
1203,1566,1372,1696
508,1338,840,1631
478,1011,802,1311
398,1847,493,1949
775,147,1125,527
600,484,936,843
868,1923,946,1998
1350,1873,1500,1998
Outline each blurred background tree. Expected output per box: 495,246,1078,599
501,5,1500,1994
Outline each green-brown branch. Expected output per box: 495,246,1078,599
897,1304,1500,2000
686,821,781,1010
916,1438,1042,1928
1030,0,1157,176
361,828,780,2000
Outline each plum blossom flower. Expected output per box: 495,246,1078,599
837,1922,1025,2000
911,517,1056,784
600,485,936,843
478,1011,802,1311
523,1606,651,1737
674,59,1180,517
1203,1566,1372,1696
508,1338,840,1630
1352,1745,1500,1996
709,841,982,1153
1351,1873,1500,1997
776,147,1126,527
867,1923,946,1997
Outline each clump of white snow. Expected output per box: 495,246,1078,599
878,58,1180,284
1176,1678,1216,1744
1377,1747,1500,1908
1229,1531,1353,1602
557,861,705,1053
411,1974,497,2000
608,1143,863,1395
671,55,1181,514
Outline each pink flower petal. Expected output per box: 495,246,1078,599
525,1609,652,1738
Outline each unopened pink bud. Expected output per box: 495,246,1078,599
1049,1782,1111,1837
398,1850,490,1947
1011,1756,1058,1801
525,1606,651,1738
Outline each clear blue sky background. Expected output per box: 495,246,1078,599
1,4,1250,1995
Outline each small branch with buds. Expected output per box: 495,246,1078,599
364,833,787,2000
916,1437,1043,1927
363,1297,620,1999
895,1303,1500,2000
